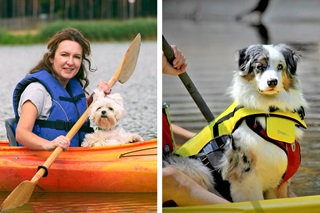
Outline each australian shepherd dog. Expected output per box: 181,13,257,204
163,44,308,202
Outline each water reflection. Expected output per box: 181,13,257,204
0,192,157,212
236,21,270,44
236,0,270,24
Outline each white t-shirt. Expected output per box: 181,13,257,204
18,82,52,120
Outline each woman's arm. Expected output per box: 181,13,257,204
16,101,69,151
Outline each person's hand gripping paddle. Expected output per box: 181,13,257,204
162,35,215,122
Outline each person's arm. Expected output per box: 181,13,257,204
16,101,70,151
171,124,196,146
163,166,230,206
276,181,297,198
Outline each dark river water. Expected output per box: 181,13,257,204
163,0,320,197
0,41,157,212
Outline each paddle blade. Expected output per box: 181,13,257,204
108,33,141,87
0,180,35,211
118,33,141,83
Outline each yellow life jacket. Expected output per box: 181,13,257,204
175,102,307,157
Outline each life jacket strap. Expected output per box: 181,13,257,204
35,119,93,133
193,134,234,202
246,116,301,184
59,93,86,103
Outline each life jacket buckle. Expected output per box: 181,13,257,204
291,143,296,152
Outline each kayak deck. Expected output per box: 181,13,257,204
163,195,320,213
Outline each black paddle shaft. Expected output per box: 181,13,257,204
162,35,215,123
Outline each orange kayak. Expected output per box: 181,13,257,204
0,139,157,193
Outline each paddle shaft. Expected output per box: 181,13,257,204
31,107,90,183
162,35,215,123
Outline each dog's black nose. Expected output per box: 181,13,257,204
101,110,107,115
267,79,278,88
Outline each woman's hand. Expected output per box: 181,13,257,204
97,81,112,95
50,136,70,151
87,81,112,105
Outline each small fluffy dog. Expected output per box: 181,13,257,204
81,89,143,147
164,44,308,202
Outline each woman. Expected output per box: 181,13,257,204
13,27,111,151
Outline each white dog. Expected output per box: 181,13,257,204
81,89,143,147
164,44,308,202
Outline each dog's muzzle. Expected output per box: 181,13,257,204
101,110,107,118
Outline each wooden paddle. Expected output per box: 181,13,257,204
162,35,215,123
0,33,141,211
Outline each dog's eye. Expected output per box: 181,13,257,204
277,64,283,70
96,107,102,111
256,65,265,72
108,107,113,111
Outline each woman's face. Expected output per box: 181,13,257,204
49,40,83,87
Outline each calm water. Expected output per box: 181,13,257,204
163,0,320,197
0,192,157,212
0,41,157,212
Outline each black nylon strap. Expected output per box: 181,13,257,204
191,135,234,202
59,93,85,103
213,105,244,136
35,119,93,133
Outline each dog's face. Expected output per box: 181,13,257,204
228,44,307,111
90,90,126,130
237,44,300,95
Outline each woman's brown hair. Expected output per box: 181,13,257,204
29,27,95,94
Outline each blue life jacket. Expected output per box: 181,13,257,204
13,70,93,147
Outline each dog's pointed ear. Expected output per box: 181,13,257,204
236,47,250,76
93,88,105,102
276,44,301,75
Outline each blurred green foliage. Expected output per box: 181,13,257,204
0,18,156,45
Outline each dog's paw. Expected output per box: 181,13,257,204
129,134,144,143
81,140,90,147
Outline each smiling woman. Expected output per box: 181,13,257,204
12,27,111,151
48,40,83,88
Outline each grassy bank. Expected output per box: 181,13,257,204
0,18,156,45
